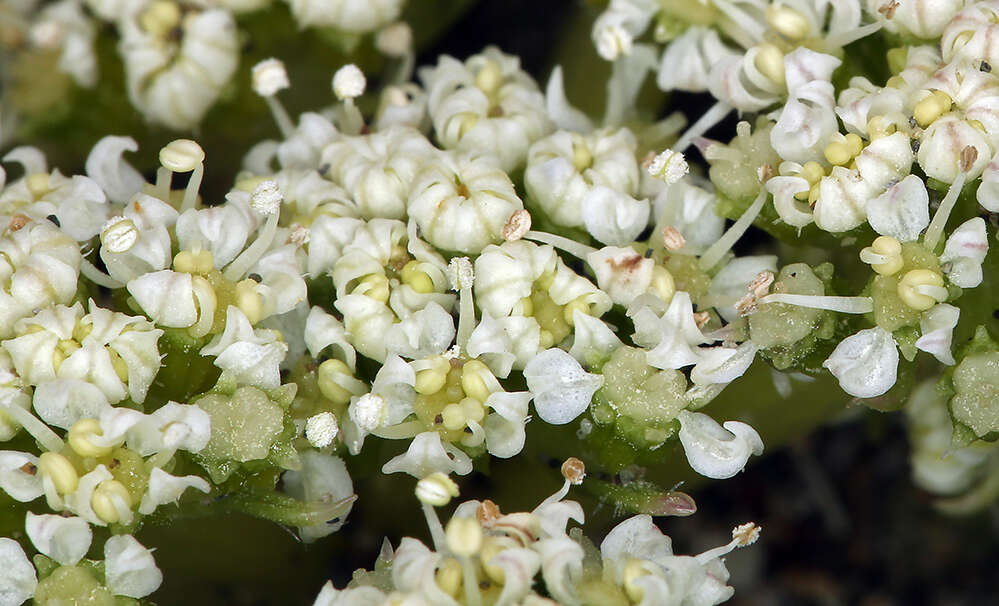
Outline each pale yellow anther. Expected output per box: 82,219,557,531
235,279,265,325
353,273,391,303
25,173,51,198
38,452,79,495
800,161,825,185
807,183,821,205
139,0,181,37
572,141,593,172
867,116,897,140
72,320,93,343
441,403,467,431
650,266,675,302
317,359,353,404
415,356,450,395
108,349,129,383
415,471,459,506
622,558,650,603
861,235,904,275
480,536,515,584
844,133,865,157
174,249,214,274
399,260,435,294
824,141,854,166
897,269,947,311
235,176,270,193
460,360,491,403
511,296,534,317
766,3,810,40
562,298,591,326
435,557,463,597
474,60,504,95
445,516,483,557
159,139,205,173
460,397,486,425
68,419,113,458
91,479,132,524
913,90,953,128
457,113,480,139
754,43,786,87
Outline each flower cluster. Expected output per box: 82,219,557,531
2,0,999,601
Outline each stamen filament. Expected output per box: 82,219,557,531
675,101,733,153
523,230,598,260
421,501,447,551
699,187,767,271
80,258,124,289
1,402,65,453
923,171,967,252
265,96,296,140
224,211,279,281
758,293,874,314
179,163,204,212
825,22,882,48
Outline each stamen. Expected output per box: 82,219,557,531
333,64,366,136
1,401,65,453
695,522,761,564
757,293,874,314
699,187,767,271
252,58,295,139
674,101,733,153
80,258,124,289
223,180,283,282
825,22,883,48
158,139,205,212
924,146,977,251
448,257,476,349
523,230,598,260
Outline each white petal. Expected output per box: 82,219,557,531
822,327,899,398
138,467,210,515
524,348,604,425
941,217,989,288
381,431,472,478
103,535,163,598
677,410,764,479
25,513,92,566
600,514,674,571
690,341,759,386
32,379,111,430
915,304,960,366
866,174,930,242
581,186,649,246
0,538,36,606
0,451,43,502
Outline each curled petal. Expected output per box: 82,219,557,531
866,175,929,242
25,513,92,566
524,348,604,425
823,327,898,398
677,410,764,479
381,431,473,478
104,535,163,598
915,304,960,366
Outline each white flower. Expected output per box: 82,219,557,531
591,0,657,61
868,0,964,39
940,217,989,289
690,341,759,387
915,304,960,366
651,181,725,255
201,306,288,390
25,512,91,565
657,26,737,93
943,1,999,66
320,126,436,220
769,48,841,165
304,306,356,371
30,0,97,88
138,467,210,515
408,153,524,254
581,185,651,246
286,0,403,32
32,379,111,430
420,47,553,171
706,255,778,322
523,348,604,425
103,535,163,599
276,113,341,170
823,326,899,398
483,391,533,458
600,514,673,576
282,452,355,541
381,430,473,477
631,291,708,370
568,311,623,367
126,401,212,457
101,194,178,283
524,128,642,230
175,193,258,269
0,220,81,339
126,270,199,328
375,83,430,132
677,410,764,479
119,7,238,129
0,538,36,606
977,150,999,212
465,312,541,377
586,247,656,306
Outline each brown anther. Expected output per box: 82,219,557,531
502,209,532,241
878,0,899,18
748,270,775,299
287,224,310,246
756,163,774,183
476,499,502,527
108,458,121,469
661,226,686,251
19,462,37,475
693,311,710,328
8,214,31,232
960,145,979,173
561,457,586,485
735,293,758,317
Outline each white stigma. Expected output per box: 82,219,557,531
251,58,290,97
333,64,366,100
